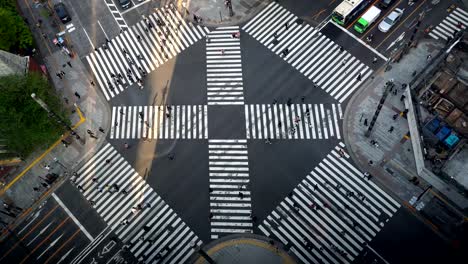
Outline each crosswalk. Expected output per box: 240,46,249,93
258,142,400,264
206,26,245,105
429,7,467,41
245,104,342,140
86,4,209,101
242,2,373,103
73,143,202,263
208,139,253,239
110,105,208,139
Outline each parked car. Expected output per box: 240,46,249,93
378,8,404,33
53,3,71,23
379,0,396,9
119,0,131,9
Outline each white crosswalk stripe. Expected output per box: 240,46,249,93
206,26,245,105
110,105,208,139
242,2,373,103
86,4,210,101
73,143,202,263
428,7,468,41
258,142,400,264
245,104,342,140
208,139,253,239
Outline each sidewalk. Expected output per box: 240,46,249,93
343,38,466,239
0,0,109,238
179,0,269,27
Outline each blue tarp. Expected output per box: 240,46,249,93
435,126,451,141
426,118,441,133
444,134,460,148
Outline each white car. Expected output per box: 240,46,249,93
378,8,404,33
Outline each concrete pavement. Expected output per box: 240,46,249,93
342,37,467,241
1,0,109,239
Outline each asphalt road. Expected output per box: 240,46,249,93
6,0,464,263
0,195,90,264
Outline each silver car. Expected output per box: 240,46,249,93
378,8,404,33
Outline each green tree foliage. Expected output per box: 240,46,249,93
0,73,68,157
0,0,33,52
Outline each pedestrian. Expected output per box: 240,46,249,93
166,112,171,118
388,126,394,133
238,192,244,199
284,22,289,29
56,73,62,79
339,149,345,157
168,153,175,160
400,94,406,102
339,46,344,52
301,96,305,102
90,200,96,206
61,139,69,147
372,57,377,64
426,54,432,61
220,49,225,55
356,72,362,81
105,159,111,164
139,111,144,119
60,70,66,76
33,187,40,192
392,113,398,120
124,143,129,149
67,61,72,67
99,127,105,133
92,177,98,183
265,137,272,144
281,48,289,57
75,92,81,99
287,98,292,107
121,189,128,194
87,129,93,135
78,185,84,191
341,58,347,66
363,118,368,126
106,38,110,43
90,80,95,86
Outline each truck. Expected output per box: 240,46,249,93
354,5,382,33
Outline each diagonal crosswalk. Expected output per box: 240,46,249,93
85,4,209,101
429,7,467,41
208,139,253,239
258,142,400,264
245,103,343,140
206,26,245,105
73,143,202,263
110,105,208,140
242,1,373,103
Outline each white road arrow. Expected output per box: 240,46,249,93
386,32,406,51
37,233,64,260
26,221,53,246
57,247,75,264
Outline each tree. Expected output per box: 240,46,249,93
0,1,33,52
0,73,69,157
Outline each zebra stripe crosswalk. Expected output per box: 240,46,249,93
86,4,209,101
242,2,373,103
245,104,342,140
208,139,253,239
74,143,202,263
110,105,208,139
258,142,400,264
206,26,245,105
429,7,467,41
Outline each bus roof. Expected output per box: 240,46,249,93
361,5,381,22
334,0,363,16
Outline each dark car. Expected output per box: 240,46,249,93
53,3,71,23
379,0,396,9
119,0,131,9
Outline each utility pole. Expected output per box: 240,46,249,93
365,81,395,138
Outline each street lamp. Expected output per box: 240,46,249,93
31,93,72,131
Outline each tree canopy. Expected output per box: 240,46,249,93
0,0,33,52
0,73,68,157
